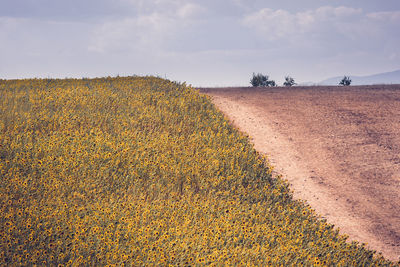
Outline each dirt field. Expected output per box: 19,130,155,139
199,85,400,261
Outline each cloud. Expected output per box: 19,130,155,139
88,1,207,53
242,6,366,41
88,14,174,53
242,9,291,40
313,6,362,18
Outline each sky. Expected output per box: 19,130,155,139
1,0,400,86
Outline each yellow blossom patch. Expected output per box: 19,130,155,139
0,76,395,265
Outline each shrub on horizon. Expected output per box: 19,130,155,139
250,73,276,87
283,76,296,87
339,76,352,86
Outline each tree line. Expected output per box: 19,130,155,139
250,73,352,87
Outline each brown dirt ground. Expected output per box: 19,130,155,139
200,85,400,261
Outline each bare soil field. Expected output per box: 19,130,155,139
200,85,400,261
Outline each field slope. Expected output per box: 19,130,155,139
0,77,395,265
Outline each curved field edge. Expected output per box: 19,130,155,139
0,77,394,266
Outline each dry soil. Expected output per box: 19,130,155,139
200,85,400,261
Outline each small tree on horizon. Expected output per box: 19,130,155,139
250,73,276,87
283,76,296,87
268,80,277,87
339,76,352,86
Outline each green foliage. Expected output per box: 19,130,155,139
250,73,276,87
284,76,296,87
339,76,352,86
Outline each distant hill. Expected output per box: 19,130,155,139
319,69,400,85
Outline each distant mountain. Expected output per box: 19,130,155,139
319,69,400,85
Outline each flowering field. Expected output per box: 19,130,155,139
0,76,394,265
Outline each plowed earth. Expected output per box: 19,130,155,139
200,85,400,261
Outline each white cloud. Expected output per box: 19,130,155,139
88,1,207,53
88,12,182,53
242,8,297,40
242,6,366,41
88,14,173,53
313,6,362,19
